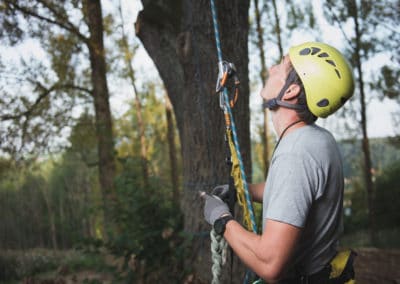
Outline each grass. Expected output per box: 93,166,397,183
0,248,113,283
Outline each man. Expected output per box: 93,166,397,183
202,42,355,283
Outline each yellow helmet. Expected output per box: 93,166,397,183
289,42,355,118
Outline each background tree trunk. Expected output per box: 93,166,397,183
350,0,376,244
117,1,150,188
136,0,251,282
253,0,270,177
41,186,58,249
165,94,180,204
1,0,118,241
84,0,116,239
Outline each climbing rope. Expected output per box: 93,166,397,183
210,0,257,235
210,228,228,284
226,128,253,231
209,1,258,283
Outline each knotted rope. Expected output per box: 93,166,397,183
210,228,228,284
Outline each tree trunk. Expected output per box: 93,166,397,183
82,174,92,238
253,0,270,177
118,1,150,188
351,0,376,245
59,195,65,248
136,0,251,282
165,94,180,203
84,0,116,240
271,0,283,57
135,89,149,188
42,187,58,249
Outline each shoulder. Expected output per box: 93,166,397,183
275,124,339,159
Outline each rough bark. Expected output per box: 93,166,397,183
136,0,251,282
84,0,116,239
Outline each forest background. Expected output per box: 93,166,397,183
0,0,399,283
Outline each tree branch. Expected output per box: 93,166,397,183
325,1,355,51
1,82,92,121
4,0,89,44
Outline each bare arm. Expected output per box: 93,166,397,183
249,182,266,203
223,218,301,282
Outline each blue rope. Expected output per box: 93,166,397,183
210,0,257,234
210,0,223,62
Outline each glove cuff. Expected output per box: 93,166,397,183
213,215,234,235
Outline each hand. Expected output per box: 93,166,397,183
211,184,237,208
211,184,230,199
202,192,231,225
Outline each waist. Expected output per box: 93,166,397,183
277,266,331,284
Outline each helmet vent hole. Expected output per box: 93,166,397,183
326,60,336,67
318,52,329,58
317,99,329,107
300,48,311,55
311,47,321,55
335,69,341,79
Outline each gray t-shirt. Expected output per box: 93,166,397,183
263,124,343,276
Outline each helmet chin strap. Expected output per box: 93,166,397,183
263,69,306,111
263,98,306,111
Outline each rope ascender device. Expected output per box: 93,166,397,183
209,1,258,283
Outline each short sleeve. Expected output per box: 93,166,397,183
264,153,320,228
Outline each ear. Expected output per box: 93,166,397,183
282,83,301,101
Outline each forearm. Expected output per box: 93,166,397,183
249,182,265,203
223,220,280,281
223,218,301,282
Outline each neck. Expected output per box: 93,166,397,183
272,110,306,137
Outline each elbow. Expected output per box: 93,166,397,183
259,271,282,283
257,261,285,282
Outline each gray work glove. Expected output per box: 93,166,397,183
202,193,231,225
211,184,230,199
211,183,237,213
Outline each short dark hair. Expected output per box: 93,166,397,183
288,68,318,124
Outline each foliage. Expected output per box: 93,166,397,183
324,0,400,135
114,83,181,187
48,150,99,247
342,158,400,247
0,161,50,249
370,1,400,102
0,0,399,282
375,161,400,230
0,249,110,282
338,137,400,179
0,0,93,158
109,156,184,282
343,177,369,234
340,228,400,248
